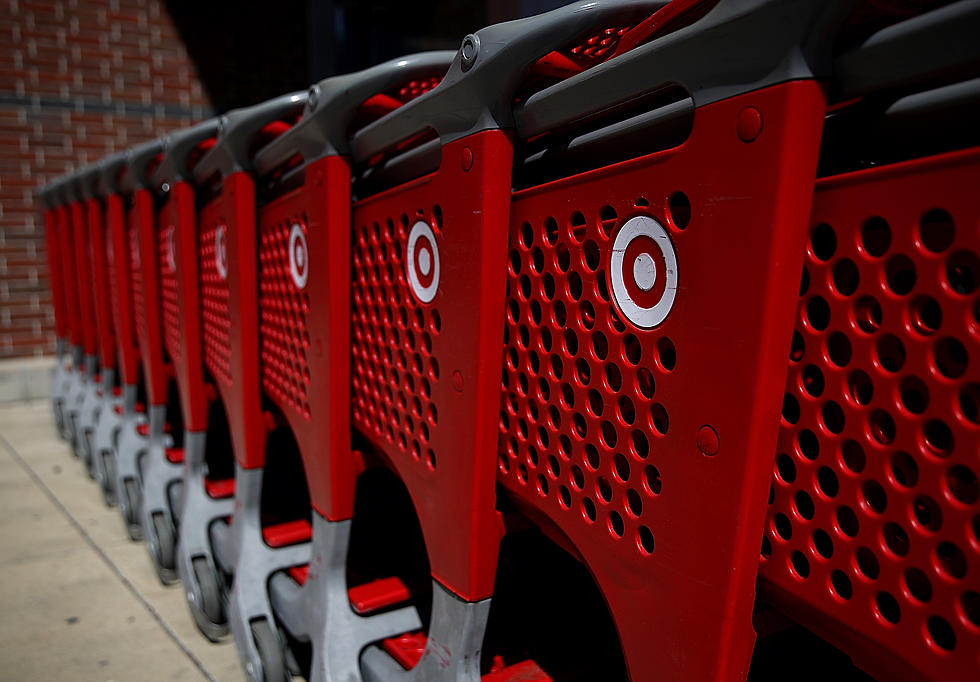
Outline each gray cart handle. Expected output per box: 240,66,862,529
152,117,221,189
193,91,307,184
350,0,664,164
120,138,165,194
95,151,129,199
252,51,454,178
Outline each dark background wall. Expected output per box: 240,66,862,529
0,0,564,359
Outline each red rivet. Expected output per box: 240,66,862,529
737,106,763,143
697,425,720,456
452,370,464,392
461,146,474,172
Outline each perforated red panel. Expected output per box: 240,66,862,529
259,209,311,418
58,205,83,348
497,83,827,681
71,201,98,357
199,202,233,390
44,209,68,341
393,77,441,101
351,132,511,601
759,147,980,682
111,195,141,385
87,198,116,369
131,188,168,405
159,215,181,367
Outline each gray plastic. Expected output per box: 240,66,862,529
515,0,855,142
64,353,98,458
96,150,130,197
120,138,165,194
139,404,182,583
92,369,124,505
268,513,421,682
113,386,150,540
77,162,103,201
350,0,661,163
77,358,105,477
51,339,74,439
361,582,492,682
834,0,980,101
51,170,78,207
192,92,307,183
152,117,221,189
252,51,454,178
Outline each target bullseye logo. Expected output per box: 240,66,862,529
406,220,440,303
214,224,228,280
288,222,309,289
610,215,678,329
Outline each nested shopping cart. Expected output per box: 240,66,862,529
167,93,307,644
131,119,221,584
40,176,75,439
113,137,166,541
239,54,455,682
759,2,980,680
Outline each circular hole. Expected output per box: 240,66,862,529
948,465,980,504
813,529,835,559
572,413,587,439
564,329,579,356
626,488,643,517
899,376,930,414
601,421,617,448
637,369,656,400
544,217,559,245
817,466,840,498
822,401,845,435
548,455,560,479
811,223,837,262
883,522,910,557
837,505,860,537
776,454,797,484
885,255,917,295
910,296,942,336
847,370,874,406
582,497,597,522
890,451,918,488
876,335,906,373
596,477,612,503
832,570,853,600
568,272,583,300
631,430,649,459
518,463,528,483
638,525,655,554
761,536,772,560
946,250,980,295
791,551,811,578
841,440,866,473
806,297,831,331
774,513,793,541
927,616,957,652
583,240,600,271
618,396,636,425
802,365,825,397
657,337,676,371
556,244,571,272
576,359,592,386
913,495,944,533
795,490,815,520
923,419,954,457
588,389,604,417
613,453,630,482
827,332,853,367
591,331,608,360
783,393,801,425
959,384,980,424
790,432,816,465
609,511,625,537
934,338,968,379
905,567,933,603
869,410,896,445
862,480,888,514
854,296,883,334
961,591,980,628
791,331,805,363
937,542,967,579
584,443,599,470
644,465,662,495
800,267,810,296
861,217,891,257
833,258,860,296
856,547,880,579
558,485,571,509
537,474,550,497
571,465,585,490
919,208,955,254
876,592,901,624
668,191,691,229
650,404,669,435
520,221,533,248
623,335,642,365
605,364,623,392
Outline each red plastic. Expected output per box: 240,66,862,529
87,197,117,370
758,147,980,682
57,205,83,348
107,192,142,386
348,576,411,615
131,188,169,406
381,632,427,670
165,447,184,464
288,564,309,585
43,208,68,342
70,200,98,357
204,476,235,499
351,132,512,602
261,519,313,548
496,82,827,681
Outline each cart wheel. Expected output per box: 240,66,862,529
249,619,289,682
83,432,97,480
151,512,178,584
123,478,143,541
189,556,227,642
100,450,116,507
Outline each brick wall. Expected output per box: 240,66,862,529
0,0,211,358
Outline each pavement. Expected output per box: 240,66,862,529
0,397,242,681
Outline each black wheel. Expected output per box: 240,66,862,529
83,431,97,480
189,556,227,641
123,478,143,541
100,450,117,507
151,512,178,584
250,619,289,682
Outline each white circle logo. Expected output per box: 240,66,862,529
406,220,439,303
288,222,308,289
165,225,176,273
215,224,228,280
610,215,678,329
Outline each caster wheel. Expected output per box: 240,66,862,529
151,512,178,585
123,478,143,541
100,450,117,507
249,619,289,682
189,557,227,642
84,433,97,480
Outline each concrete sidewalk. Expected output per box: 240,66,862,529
0,399,241,681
